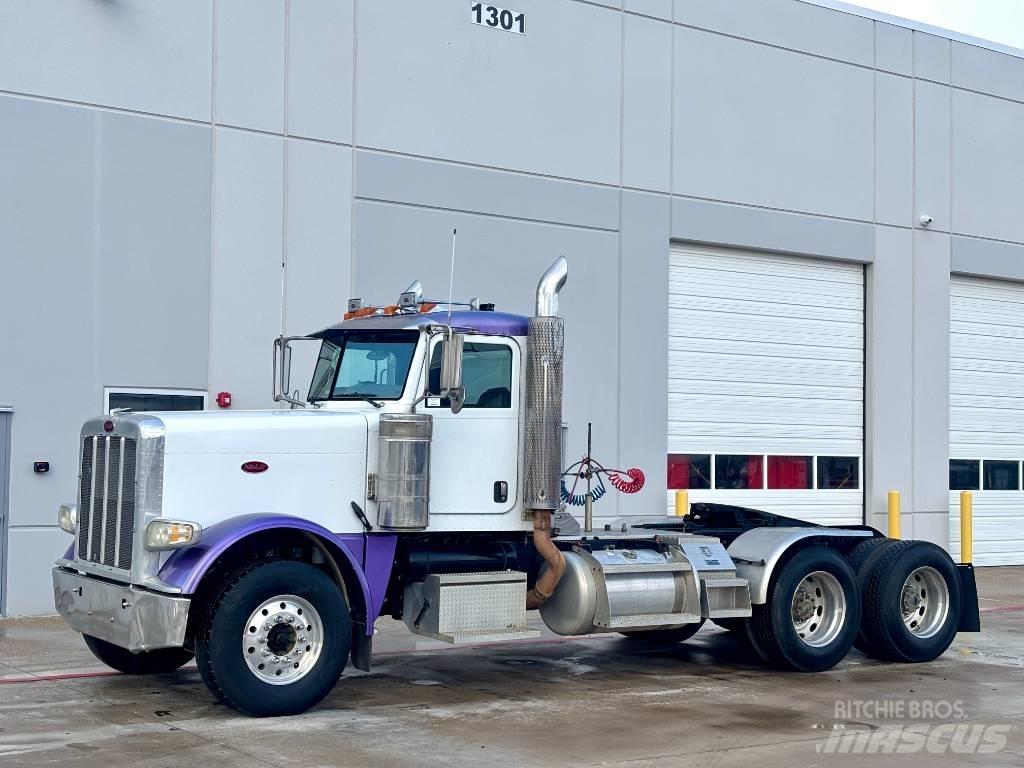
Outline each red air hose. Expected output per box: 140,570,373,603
607,467,645,494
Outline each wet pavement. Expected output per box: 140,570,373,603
0,566,1022,767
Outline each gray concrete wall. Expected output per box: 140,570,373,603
2,0,1024,612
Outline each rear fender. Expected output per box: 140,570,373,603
728,527,874,604
158,513,396,634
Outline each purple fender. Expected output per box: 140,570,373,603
158,514,396,635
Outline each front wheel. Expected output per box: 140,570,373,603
84,635,193,674
195,560,351,716
750,545,861,672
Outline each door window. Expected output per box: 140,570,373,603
428,342,513,409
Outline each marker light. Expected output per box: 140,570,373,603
57,503,78,535
144,520,201,550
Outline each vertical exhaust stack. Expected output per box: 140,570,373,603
524,257,568,511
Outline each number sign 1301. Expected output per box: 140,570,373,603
470,3,525,34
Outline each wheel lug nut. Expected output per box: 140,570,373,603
263,622,272,631
275,615,284,623
298,636,306,643
272,656,281,664
262,649,271,657
258,636,266,644
286,616,295,624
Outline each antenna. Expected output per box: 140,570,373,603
446,228,457,327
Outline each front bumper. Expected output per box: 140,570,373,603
52,566,191,652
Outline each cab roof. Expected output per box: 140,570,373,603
314,309,529,338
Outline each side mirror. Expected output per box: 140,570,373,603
273,336,312,408
440,328,465,414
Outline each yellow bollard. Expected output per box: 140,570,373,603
960,490,973,564
887,490,901,539
674,490,689,517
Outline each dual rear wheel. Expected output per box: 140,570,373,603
736,538,961,671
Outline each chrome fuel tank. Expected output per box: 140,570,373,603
539,545,702,635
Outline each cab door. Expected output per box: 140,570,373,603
419,334,520,515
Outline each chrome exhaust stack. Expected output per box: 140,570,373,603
524,257,569,608
523,257,567,511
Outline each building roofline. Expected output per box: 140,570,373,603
800,0,1024,60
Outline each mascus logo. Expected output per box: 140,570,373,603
241,461,269,474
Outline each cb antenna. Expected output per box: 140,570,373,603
447,228,457,327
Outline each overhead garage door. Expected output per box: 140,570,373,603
949,276,1024,565
667,244,864,526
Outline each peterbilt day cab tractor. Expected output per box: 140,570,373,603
53,258,980,717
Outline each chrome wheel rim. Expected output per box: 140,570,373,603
242,594,323,685
900,566,949,639
791,570,847,648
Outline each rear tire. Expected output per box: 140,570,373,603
750,545,860,672
83,635,193,675
195,560,351,716
859,540,961,663
846,537,895,655
621,620,705,645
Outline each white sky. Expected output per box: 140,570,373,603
844,0,1024,50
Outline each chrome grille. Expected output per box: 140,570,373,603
77,435,137,570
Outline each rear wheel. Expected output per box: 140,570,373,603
195,560,351,716
859,540,961,663
750,545,860,672
83,635,193,675
621,620,705,645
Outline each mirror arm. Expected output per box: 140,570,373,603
273,335,315,408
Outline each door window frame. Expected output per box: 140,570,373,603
422,335,519,412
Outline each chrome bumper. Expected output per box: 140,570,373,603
52,566,191,652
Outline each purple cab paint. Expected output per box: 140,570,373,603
445,310,529,336
158,514,396,635
320,309,530,337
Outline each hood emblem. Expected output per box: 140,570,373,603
241,461,269,474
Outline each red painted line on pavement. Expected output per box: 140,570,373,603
980,603,1024,614
0,670,123,685
5,607,1020,686
0,634,613,685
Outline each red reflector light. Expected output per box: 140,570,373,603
103,421,114,433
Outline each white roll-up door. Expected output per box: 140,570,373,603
949,276,1024,565
667,244,864,525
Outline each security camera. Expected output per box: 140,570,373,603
919,215,934,227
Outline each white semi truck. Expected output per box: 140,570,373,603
53,258,980,716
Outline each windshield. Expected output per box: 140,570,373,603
308,331,419,402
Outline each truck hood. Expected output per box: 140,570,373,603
100,409,372,533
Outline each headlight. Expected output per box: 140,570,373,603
57,503,78,535
144,520,202,550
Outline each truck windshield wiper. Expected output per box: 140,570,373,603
344,393,384,408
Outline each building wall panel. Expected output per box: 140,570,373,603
952,91,1024,244
0,1,213,120
355,0,621,184
672,27,874,221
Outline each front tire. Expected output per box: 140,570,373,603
84,635,193,674
195,560,351,716
750,545,861,672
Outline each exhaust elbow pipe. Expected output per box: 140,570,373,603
535,256,568,318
